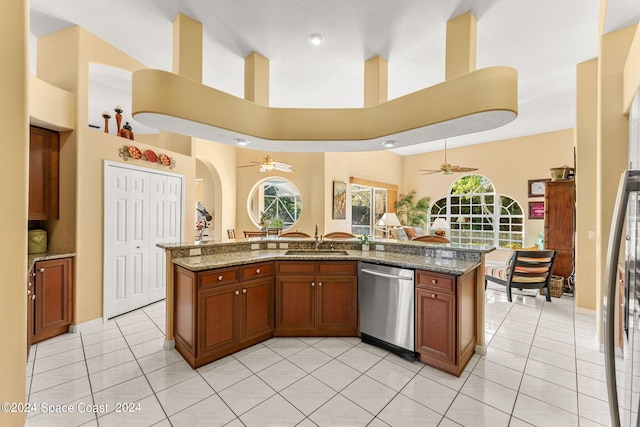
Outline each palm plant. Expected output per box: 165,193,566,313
395,190,431,227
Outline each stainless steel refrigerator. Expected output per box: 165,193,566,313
604,92,640,426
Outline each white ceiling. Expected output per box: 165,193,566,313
28,0,640,155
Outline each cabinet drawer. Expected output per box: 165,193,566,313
318,261,357,276
277,262,316,275
199,267,239,289
241,262,274,281
416,271,455,294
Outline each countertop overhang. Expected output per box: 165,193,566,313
158,239,494,275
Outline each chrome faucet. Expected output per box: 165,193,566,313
314,224,322,250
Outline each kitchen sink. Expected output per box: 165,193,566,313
284,250,349,256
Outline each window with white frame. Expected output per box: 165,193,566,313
430,175,524,248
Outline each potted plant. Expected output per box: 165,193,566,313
395,190,431,227
358,234,371,251
269,217,284,229
259,211,270,230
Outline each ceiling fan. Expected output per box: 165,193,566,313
420,140,479,175
238,154,294,173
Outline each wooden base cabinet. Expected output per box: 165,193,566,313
30,257,73,344
415,268,477,377
275,261,357,336
174,262,275,368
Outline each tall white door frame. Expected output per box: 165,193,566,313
103,161,184,319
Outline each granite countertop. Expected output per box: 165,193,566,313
28,251,76,274
172,249,480,276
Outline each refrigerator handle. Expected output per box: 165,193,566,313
605,170,638,427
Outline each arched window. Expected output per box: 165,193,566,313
430,175,524,248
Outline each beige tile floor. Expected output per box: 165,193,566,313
24,285,607,426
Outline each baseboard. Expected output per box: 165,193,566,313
164,339,175,350
475,344,487,355
73,317,106,333
575,306,596,316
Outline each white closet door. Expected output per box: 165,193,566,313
105,163,183,319
148,174,182,303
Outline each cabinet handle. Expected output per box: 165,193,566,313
218,275,223,281
311,282,315,287
31,295,36,300
619,279,624,284
28,282,32,287
431,279,437,285
256,268,261,274
431,294,437,299
39,268,45,273
234,290,239,295
243,289,247,294
319,282,323,287
27,290,31,295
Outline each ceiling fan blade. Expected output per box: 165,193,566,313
273,162,293,172
237,164,260,168
420,169,442,175
448,166,479,173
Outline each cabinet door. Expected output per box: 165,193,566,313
415,287,455,365
198,283,240,357
240,277,274,343
29,126,59,220
276,276,316,332
33,258,72,343
317,276,357,332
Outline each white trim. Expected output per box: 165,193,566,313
475,344,487,355
164,339,175,350
575,306,597,316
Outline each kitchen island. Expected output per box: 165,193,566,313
159,237,493,375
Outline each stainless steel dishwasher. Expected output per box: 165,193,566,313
358,262,416,360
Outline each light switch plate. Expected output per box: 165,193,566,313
251,244,259,250
189,248,201,256
439,250,454,259
267,243,277,249
375,245,385,251
279,243,289,249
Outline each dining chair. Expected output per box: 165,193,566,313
484,250,557,302
244,231,267,238
411,235,451,243
324,232,356,239
279,231,311,238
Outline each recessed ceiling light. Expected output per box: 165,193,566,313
235,139,249,146
308,34,324,46
383,140,396,148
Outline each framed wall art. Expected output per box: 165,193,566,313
332,181,347,219
528,201,545,219
528,179,549,197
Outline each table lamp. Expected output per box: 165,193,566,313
431,218,450,237
378,213,402,238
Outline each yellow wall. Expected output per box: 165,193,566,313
595,25,637,339
324,151,403,233
194,138,237,241
37,27,196,324
402,130,575,258
576,59,599,311
1,2,28,426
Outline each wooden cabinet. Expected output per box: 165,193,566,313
30,257,73,344
544,180,575,282
174,262,274,368
415,268,476,377
275,261,357,337
29,126,59,220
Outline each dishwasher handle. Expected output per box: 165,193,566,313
360,268,413,281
